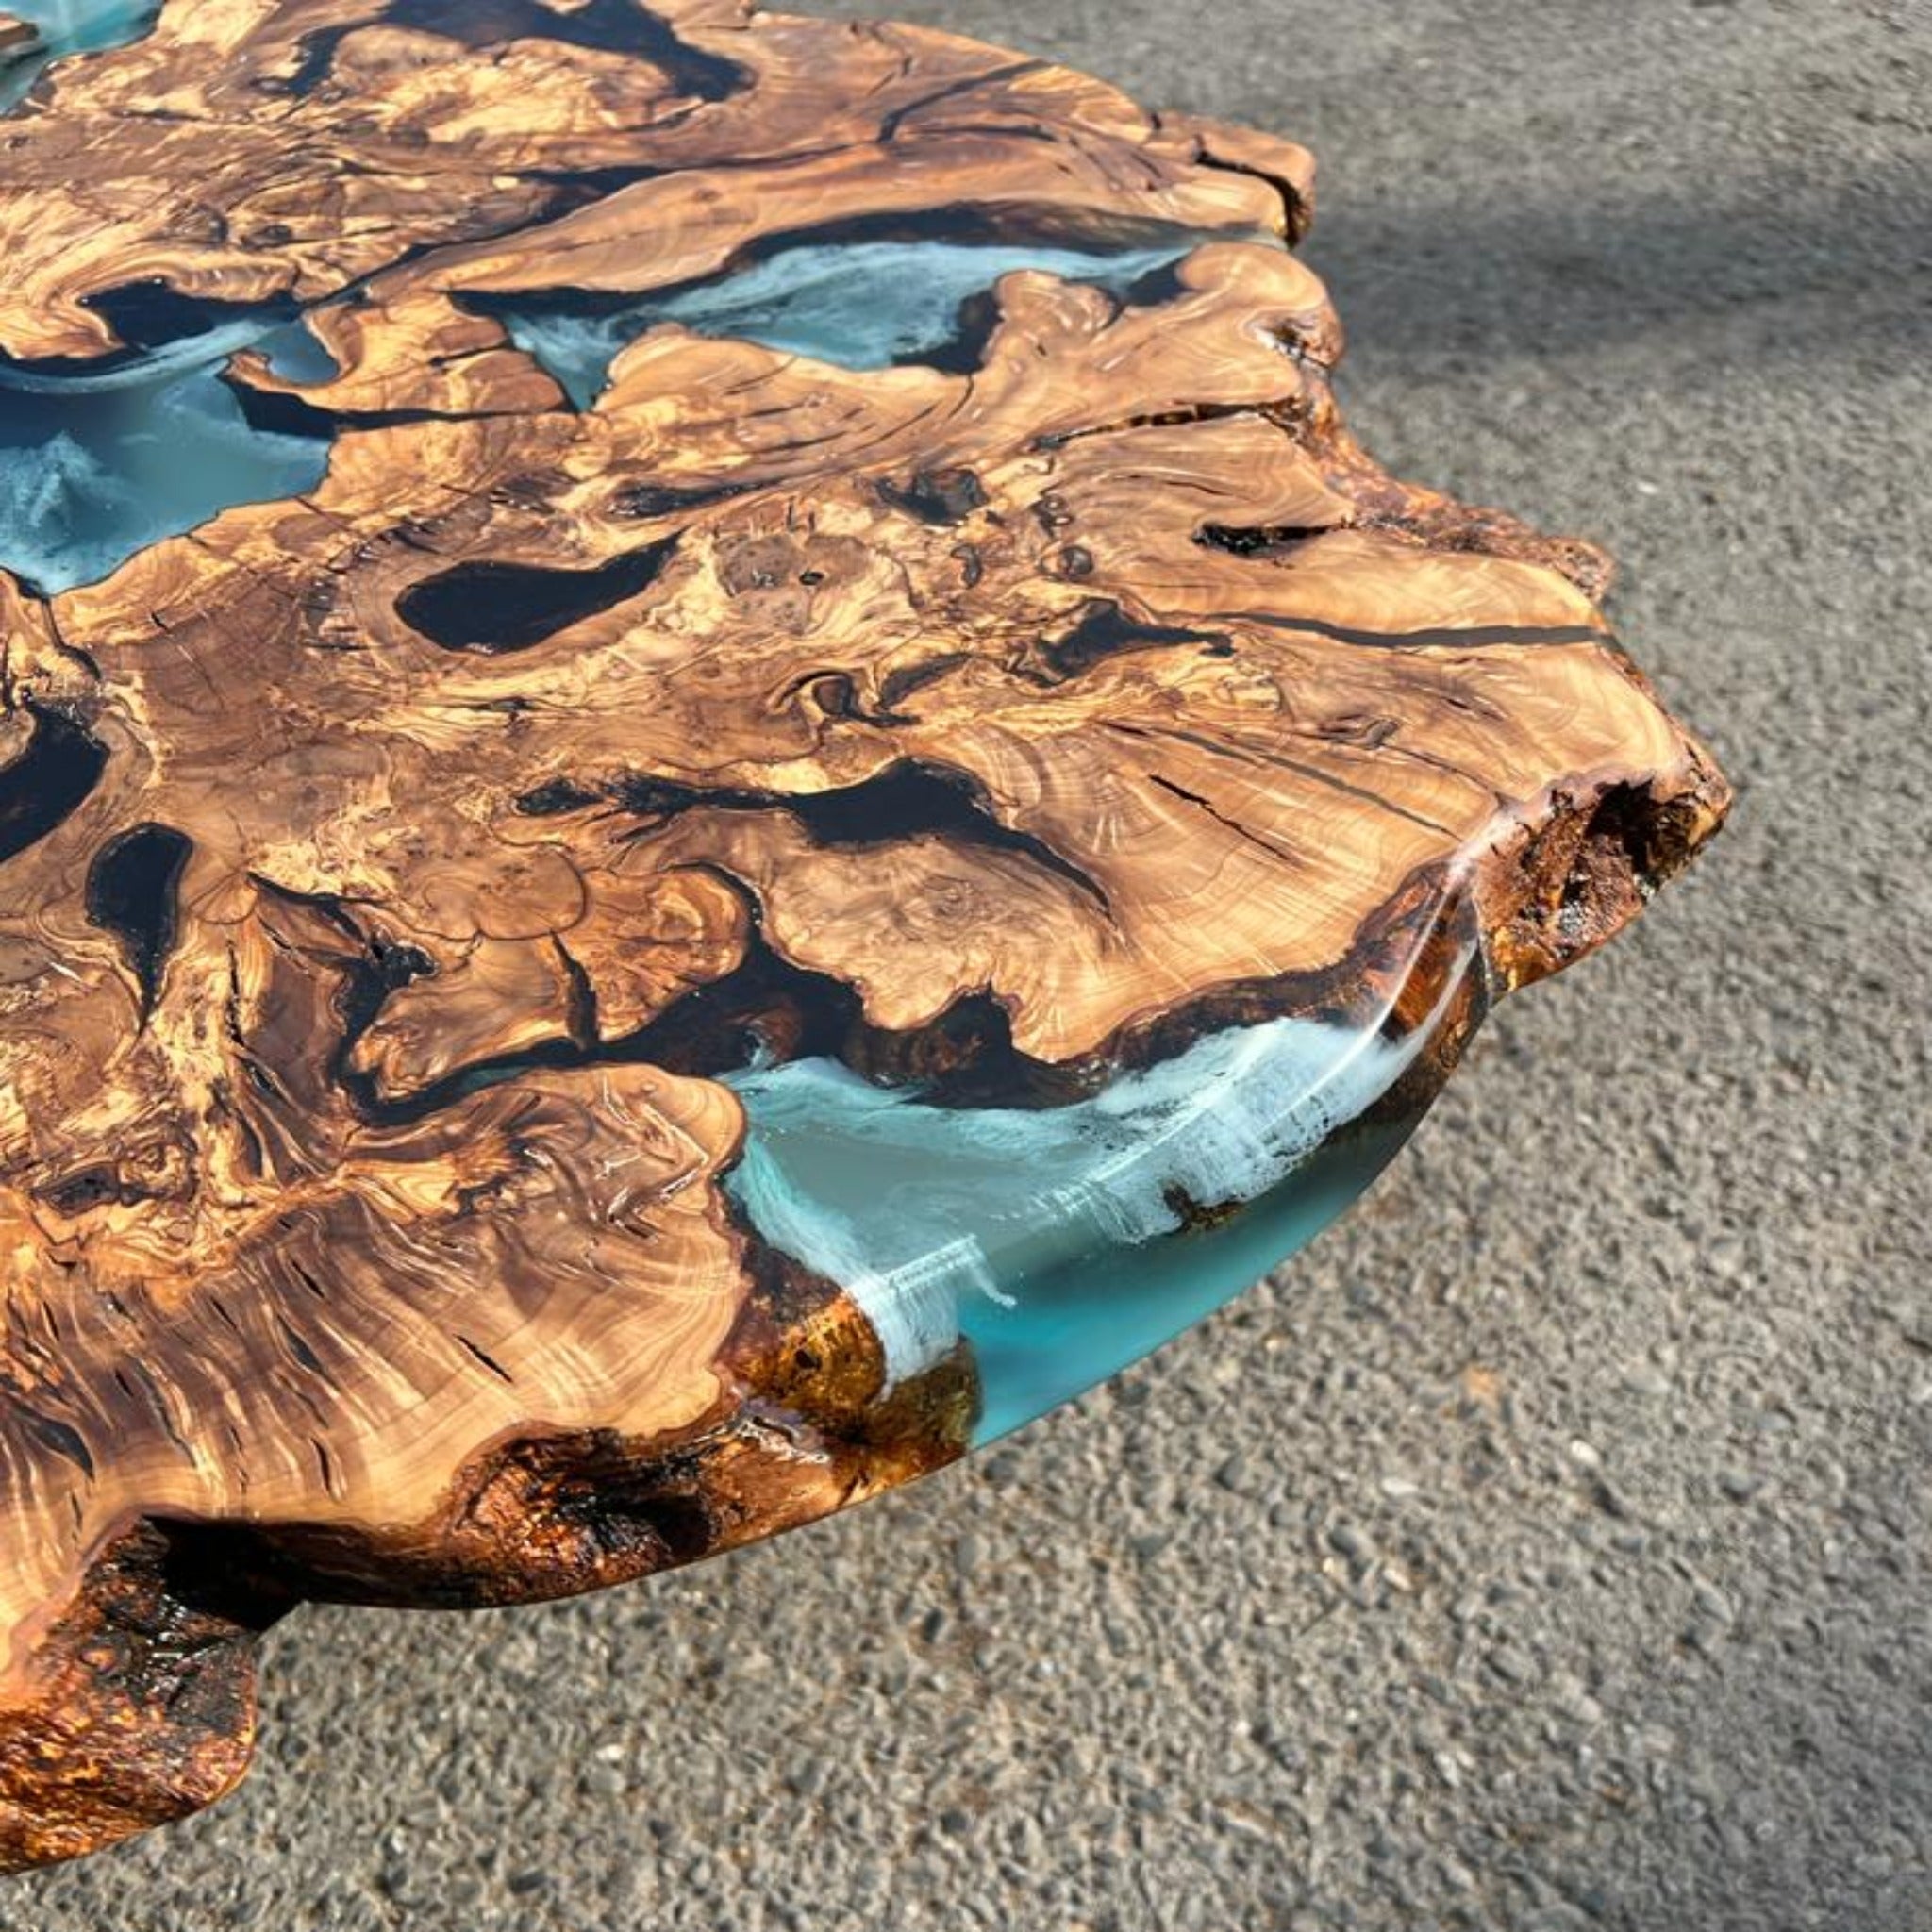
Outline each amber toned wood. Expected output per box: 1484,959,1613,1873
0,0,1728,1868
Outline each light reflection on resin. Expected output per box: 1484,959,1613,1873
498,236,1199,406
0,321,331,592
0,0,157,112
726,960,1468,1443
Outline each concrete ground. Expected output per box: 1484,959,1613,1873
7,1,1928,1926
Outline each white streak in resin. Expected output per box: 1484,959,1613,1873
0,318,277,394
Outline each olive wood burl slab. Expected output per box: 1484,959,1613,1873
0,0,1729,1869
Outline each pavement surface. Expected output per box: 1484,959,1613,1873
6,1,1928,1927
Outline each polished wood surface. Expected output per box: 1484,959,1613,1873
0,0,1727,1867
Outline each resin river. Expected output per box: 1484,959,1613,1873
0,0,1729,1872
1,8,1220,594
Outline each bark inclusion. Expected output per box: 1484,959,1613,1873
0,0,1729,1871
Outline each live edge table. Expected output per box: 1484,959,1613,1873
0,0,1729,1870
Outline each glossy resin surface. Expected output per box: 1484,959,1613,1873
726,960,1467,1443
0,1,155,112
0,0,1728,1870
0,319,329,592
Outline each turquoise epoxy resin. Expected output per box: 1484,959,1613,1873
0,0,338,601
0,322,331,594
493,235,1209,404
0,0,157,110
725,961,1468,1442
0,218,1218,589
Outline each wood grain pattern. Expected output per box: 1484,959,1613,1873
0,0,1728,1867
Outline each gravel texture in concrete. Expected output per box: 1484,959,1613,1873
5,1,1927,1927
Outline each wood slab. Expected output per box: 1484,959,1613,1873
0,0,1729,1868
